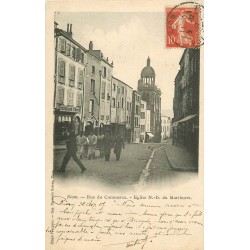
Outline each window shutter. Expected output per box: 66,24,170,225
77,93,82,106
69,65,75,80
67,90,70,105
57,88,64,104
76,48,81,61
67,90,73,105
58,60,65,76
71,47,75,59
78,70,81,83
81,53,84,63
60,89,64,103
60,38,66,52
102,66,104,77
66,44,70,56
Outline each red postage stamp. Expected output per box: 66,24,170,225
166,3,203,48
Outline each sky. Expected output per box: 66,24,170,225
55,12,184,117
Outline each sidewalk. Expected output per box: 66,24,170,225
164,140,198,172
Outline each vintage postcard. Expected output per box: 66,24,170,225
46,0,204,249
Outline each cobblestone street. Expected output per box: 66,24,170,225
53,140,197,191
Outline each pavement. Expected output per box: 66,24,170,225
164,140,198,172
53,142,165,191
54,139,198,172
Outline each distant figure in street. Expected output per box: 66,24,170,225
76,131,84,159
103,131,113,161
82,132,89,158
76,131,88,159
58,130,86,173
114,135,125,161
88,131,97,160
97,133,105,158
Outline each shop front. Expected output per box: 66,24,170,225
54,105,81,142
172,114,198,153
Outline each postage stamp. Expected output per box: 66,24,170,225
166,2,204,48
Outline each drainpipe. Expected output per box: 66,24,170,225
81,67,86,124
98,69,102,129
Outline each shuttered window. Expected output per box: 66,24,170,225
58,60,65,76
81,53,84,64
67,90,74,106
66,44,70,56
103,67,107,78
57,88,64,104
101,81,106,99
76,48,81,62
77,93,82,107
69,65,75,87
108,69,111,80
91,79,95,92
89,99,94,113
121,98,124,108
78,69,84,89
59,38,66,52
71,47,75,59
58,59,65,84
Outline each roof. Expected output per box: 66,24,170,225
55,28,87,52
112,76,133,89
141,66,155,77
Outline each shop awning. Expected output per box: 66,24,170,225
176,114,197,123
146,132,154,138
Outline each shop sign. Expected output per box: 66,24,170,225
57,104,80,112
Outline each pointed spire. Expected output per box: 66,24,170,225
147,56,150,66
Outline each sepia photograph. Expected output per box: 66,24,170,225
46,1,204,249
52,10,201,190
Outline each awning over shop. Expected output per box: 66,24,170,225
176,114,197,123
146,132,154,138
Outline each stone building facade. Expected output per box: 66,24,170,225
172,48,200,155
137,57,162,142
54,24,87,141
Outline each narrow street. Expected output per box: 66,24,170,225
53,140,197,191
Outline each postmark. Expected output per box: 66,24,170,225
166,2,204,48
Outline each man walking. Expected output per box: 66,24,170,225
88,131,97,160
76,131,85,159
97,133,104,158
114,134,125,161
58,130,86,173
82,132,89,158
103,131,113,161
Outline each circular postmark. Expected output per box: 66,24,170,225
166,2,204,48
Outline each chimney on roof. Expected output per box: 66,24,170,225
107,57,109,62
89,41,93,50
65,23,73,38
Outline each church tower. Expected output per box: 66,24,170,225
138,57,162,142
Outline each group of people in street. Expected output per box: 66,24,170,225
57,130,125,173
